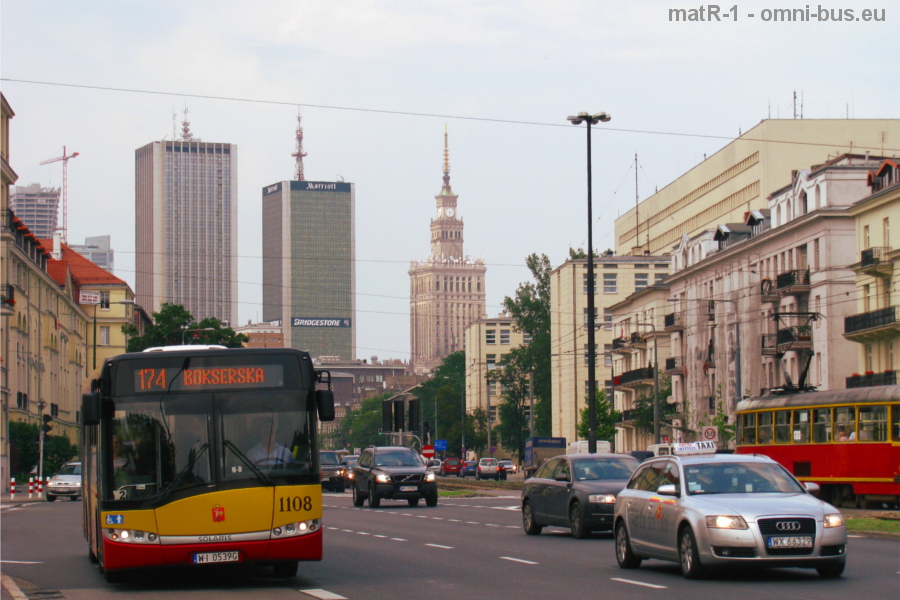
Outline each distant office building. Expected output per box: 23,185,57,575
134,138,238,326
233,320,284,348
262,180,355,360
69,235,114,272
10,183,60,238
409,129,486,374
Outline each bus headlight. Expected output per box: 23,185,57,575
824,513,845,528
272,519,320,539
103,528,160,544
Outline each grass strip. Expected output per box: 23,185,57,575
845,517,900,534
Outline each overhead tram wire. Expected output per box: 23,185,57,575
4,78,899,153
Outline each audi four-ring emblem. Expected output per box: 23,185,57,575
775,521,801,531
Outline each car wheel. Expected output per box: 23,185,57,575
426,492,438,507
476,473,481,481
352,483,365,507
273,560,299,578
816,563,846,578
46,494,56,502
70,496,79,501
678,526,708,579
522,501,542,535
615,522,642,569
407,498,419,507
569,503,589,539
337,482,345,494
367,484,381,508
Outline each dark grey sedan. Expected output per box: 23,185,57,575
522,454,640,539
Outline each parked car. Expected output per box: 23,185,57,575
320,451,347,492
626,450,654,462
340,455,359,487
460,460,477,478
441,457,463,477
477,458,500,481
499,459,517,475
521,453,640,538
46,462,82,502
352,446,438,508
426,459,442,474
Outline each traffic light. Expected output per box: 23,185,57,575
393,400,405,431
41,414,53,434
408,400,420,432
382,401,393,432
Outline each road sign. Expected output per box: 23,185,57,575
489,446,496,454
422,445,435,459
661,436,670,444
701,426,719,443
434,439,447,451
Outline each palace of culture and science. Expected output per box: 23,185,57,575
409,128,487,374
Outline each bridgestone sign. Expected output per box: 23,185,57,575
291,318,352,328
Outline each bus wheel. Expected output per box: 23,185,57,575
88,547,98,564
273,561,299,578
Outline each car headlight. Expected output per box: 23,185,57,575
589,494,616,504
824,513,845,528
705,515,748,529
425,472,436,482
375,473,391,484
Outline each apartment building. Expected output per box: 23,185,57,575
464,314,531,425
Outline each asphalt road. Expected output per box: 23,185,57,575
2,494,899,600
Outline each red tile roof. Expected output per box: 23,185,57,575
40,239,128,287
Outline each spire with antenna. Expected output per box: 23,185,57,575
441,124,452,193
181,105,193,140
292,112,308,181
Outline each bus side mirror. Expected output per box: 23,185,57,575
82,392,101,425
316,389,335,422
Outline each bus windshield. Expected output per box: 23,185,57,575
109,390,315,503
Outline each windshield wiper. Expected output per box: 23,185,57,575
223,439,273,486
155,442,210,504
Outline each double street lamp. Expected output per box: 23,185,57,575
567,111,611,454
183,327,216,345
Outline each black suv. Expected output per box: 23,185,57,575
320,451,346,493
352,446,438,508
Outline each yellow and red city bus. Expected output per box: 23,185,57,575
81,347,334,583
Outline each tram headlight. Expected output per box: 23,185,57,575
824,513,845,528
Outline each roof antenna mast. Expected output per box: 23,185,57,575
292,111,308,181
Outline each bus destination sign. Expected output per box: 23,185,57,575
133,364,285,392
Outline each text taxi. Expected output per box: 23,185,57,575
613,441,847,579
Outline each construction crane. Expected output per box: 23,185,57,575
40,146,79,243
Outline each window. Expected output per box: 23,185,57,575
892,405,900,442
583,273,597,294
604,308,613,330
635,273,648,291
99,291,110,309
741,413,756,445
758,411,772,444
813,408,832,443
654,273,667,284
536,459,560,480
834,407,856,442
603,273,617,294
885,217,891,247
583,308,598,329
792,409,810,443
523,331,533,344
486,354,496,371
604,344,612,366
486,330,496,344
99,326,110,346
500,330,510,345
814,238,820,270
858,405,887,442
864,224,870,249
775,411,791,443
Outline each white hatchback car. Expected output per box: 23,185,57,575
47,462,82,502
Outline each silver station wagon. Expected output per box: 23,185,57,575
613,442,847,579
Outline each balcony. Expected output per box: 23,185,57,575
760,279,781,303
664,356,686,375
846,370,898,389
664,312,684,332
617,409,636,424
1,209,14,242
762,333,778,355
775,270,810,296
1,284,14,316
612,337,630,355
616,367,655,387
858,247,893,277
777,326,813,350
628,331,647,349
844,306,899,341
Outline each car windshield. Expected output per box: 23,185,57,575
375,452,423,467
320,452,341,466
685,462,805,495
56,464,81,476
343,457,358,468
446,459,460,465
481,459,497,466
464,461,476,467
572,458,638,481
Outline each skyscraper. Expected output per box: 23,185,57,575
69,235,114,271
10,183,60,238
262,180,356,359
134,136,238,325
409,128,486,374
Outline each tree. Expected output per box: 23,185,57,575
123,303,248,352
9,421,77,479
415,351,470,458
575,388,620,442
697,385,737,447
488,349,534,461
629,375,675,437
500,254,553,436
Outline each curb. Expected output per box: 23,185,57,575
847,530,900,540
1,575,29,600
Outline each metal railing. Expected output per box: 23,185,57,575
1,283,14,306
664,312,683,328
618,367,655,385
775,270,810,291
629,332,644,344
777,326,812,346
1,209,13,234
846,370,898,388
844,306,898,334
762,333,778,351
617,409,635,423
665,356,685,371
612,337,627,350
860,246,891,268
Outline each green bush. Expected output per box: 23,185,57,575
9,420,78,480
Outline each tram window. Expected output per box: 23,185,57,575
834,407,856,442
792,410,810,443
892,405,900,442
858,405,887,442
741,413,756,445
813,408,832,443
775,411,791,443
758,412,773,444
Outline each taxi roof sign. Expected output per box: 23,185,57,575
673,441,717,455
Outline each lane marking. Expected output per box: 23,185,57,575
466,521,480,525
448,519,461,522
341,529,354,533
500,557,538,565
611,578,667,589
402,513,413,517
356,532,370,535
300,590,347,600
373,535,387,538
0,560,44,564
326,527,338,530
431,517,444,520
426,544,454,549
390,538,407,542
505,526,519,529
848,535,863,538
486,524,500,527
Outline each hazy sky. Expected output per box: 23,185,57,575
3,1,896,361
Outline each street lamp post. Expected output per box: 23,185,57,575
567,111,611,454
183,327,216,345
